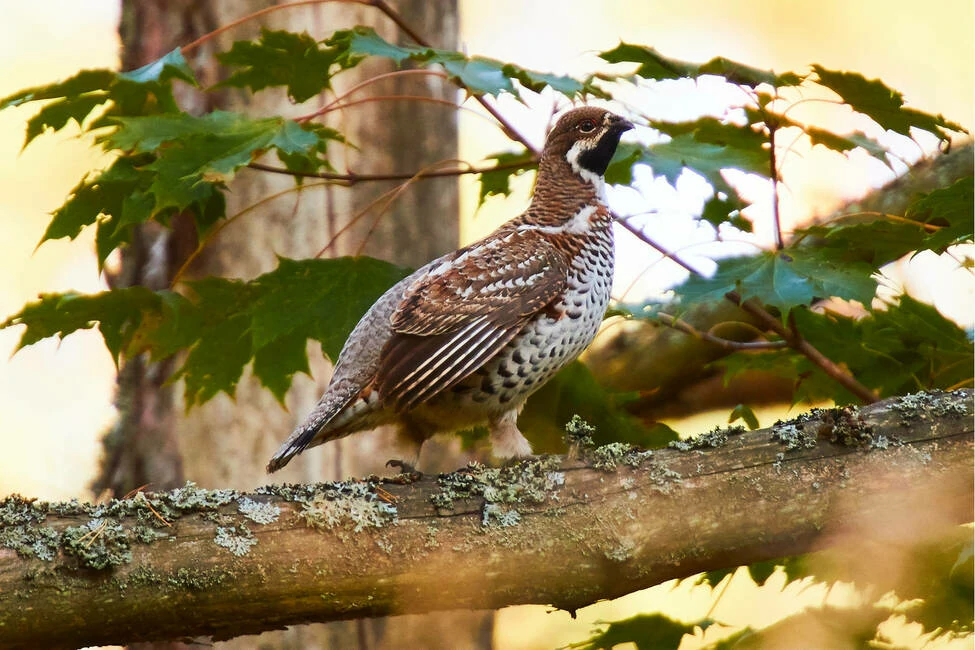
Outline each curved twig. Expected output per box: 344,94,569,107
169,181,335,287
655,313,787,351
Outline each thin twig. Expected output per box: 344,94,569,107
769,124,784,251
170,181,334,287
246,157,535,184
181,0,362,54
614,217,705,277
316,183,408,257
656,313,788,351
354,158,469,255
297,69,450,122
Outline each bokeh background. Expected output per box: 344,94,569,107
0,1,971,648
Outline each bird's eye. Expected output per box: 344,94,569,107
577,119,598,133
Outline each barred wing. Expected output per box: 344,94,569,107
376,232,566,410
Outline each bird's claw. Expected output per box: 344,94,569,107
385,459,421,476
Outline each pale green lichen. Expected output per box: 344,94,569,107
605,541,634,563
590,442,654,471
825,406,873,447
564,416,654,471
62,519,132,569
893,389,971,422
0,523,59,561
237,497,281,525
481,503,521,527
299,482,397,533
255,482,323,503
646,461,682,493
669,425,744,452
214,524,257,556
770,417,819,451
430,455,565,527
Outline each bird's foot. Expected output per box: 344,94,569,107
385,459,422,477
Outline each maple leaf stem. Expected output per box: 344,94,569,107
247,158,535,185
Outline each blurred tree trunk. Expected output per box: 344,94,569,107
102,1,492,648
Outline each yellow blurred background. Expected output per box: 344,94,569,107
0,1,971,648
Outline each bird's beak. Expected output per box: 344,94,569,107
610,115,635,133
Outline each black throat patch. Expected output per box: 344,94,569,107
576,127,627,176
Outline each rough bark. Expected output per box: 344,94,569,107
2,390,970,649
585,143,975,419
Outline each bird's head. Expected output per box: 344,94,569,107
542,107,634,183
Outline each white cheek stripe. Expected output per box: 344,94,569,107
566,140,605,188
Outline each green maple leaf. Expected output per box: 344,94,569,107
600,42,800,88
799,221,926,267
102,48,198,119
0,69,115,148
813,65,968,141
2,257,410,407
476,150,536,205
253,332,312,403
117,48,197,86
107,111,326,210
330,26,597,99
216,29,354,102
2,287,162,362
677,249,877,316
42,156,151,244
804,125,892,167
906,177,974,251
574,614,711,650
798,176,974,267
248,256,409,361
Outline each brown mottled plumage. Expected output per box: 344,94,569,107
267,107,633,473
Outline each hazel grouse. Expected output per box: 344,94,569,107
267,106,633,472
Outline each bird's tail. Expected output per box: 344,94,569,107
266,393,356,473
266,424,319,473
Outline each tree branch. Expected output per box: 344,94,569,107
1,391,970,648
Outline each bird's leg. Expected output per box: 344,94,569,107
488,408,534,459
386,420,426,476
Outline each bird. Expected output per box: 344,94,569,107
267,106,633,473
